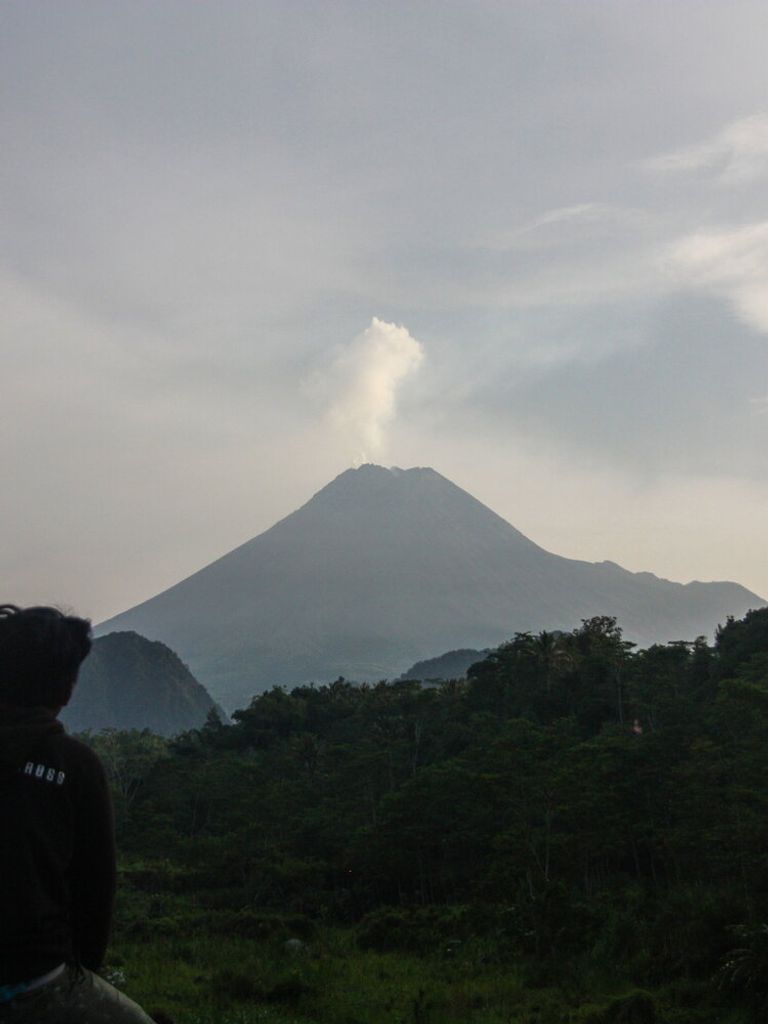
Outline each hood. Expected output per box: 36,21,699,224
0,705,64,781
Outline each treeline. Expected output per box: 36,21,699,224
96,608,768,1002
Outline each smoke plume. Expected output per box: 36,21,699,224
323,318,425,463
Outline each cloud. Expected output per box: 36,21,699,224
664,221,768,332
446,202,664,319
319,318,425,463
496,203,649,243
647,113,768,184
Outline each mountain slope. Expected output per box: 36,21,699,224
98,465,765,710
399,648,489,682
62,631,222,736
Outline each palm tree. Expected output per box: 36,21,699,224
530,630,572,696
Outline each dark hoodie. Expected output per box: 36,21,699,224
0,705,116,984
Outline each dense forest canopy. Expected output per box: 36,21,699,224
92,608,768,1020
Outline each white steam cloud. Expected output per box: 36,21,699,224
322,317,425,463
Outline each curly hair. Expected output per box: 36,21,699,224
0,605,92,708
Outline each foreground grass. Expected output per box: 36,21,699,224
108,929,751,1024
114,932,527,1024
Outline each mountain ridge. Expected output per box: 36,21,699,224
63,631,222,736
98,465,765,709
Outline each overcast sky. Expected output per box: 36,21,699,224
2,0,767,622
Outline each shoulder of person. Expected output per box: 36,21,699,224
15,732,106,795
53,733,108,782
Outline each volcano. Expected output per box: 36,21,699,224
98,465,765,710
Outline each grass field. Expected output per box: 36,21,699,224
110,930,747,1024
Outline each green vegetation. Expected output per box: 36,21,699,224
95,609,768,1022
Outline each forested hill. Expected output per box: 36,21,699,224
63,631,221,736
399,647,489,681
101,608,768,1019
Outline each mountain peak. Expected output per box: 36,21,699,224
295,464,530,546
98,466,766,710
322,464,445,488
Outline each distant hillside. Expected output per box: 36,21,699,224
400,648,489,682
62,631,221,736
98,465,766,711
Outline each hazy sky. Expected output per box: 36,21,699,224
3,0,767,622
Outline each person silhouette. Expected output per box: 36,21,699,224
0,605,153,1022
